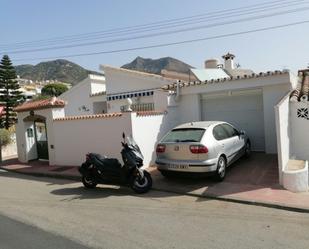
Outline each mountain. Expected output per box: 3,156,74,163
121,56,193,75
15,59,102,85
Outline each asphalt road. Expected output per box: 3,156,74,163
0,169,309,249
0,213,89,249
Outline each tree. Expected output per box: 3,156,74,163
41,83,68,97
0,55,23,129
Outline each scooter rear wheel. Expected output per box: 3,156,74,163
130,171,152,194
82,175,97,189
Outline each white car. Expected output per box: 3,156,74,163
155,121,251,181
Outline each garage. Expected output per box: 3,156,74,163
201,89,265,151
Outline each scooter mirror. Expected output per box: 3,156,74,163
122,132,125,139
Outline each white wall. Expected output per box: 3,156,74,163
61,78,93,116
103,66,172,95
174,94,201,124
16,113,28,163
60,76,106,116
131,113,170,166
153,90,169,111
262,84,291,153
275,94,291,185
290,101,309,161
53,114,132,166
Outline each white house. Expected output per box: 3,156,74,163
14,53,302,191
59,74,107,116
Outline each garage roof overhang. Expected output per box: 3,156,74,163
163,70,292,96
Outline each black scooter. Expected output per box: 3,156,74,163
78,133,152,194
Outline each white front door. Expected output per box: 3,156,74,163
25,122,37,161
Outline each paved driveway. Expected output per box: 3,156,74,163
150,152,290,204
152,152,278,186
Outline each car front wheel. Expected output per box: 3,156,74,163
214,156,226,181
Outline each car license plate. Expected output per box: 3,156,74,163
167,164,188,169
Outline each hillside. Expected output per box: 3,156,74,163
121,56,193,75
15,59,102,85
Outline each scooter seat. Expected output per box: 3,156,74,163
92,153,107,161
93,155,122,171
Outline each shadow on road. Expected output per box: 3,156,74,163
50,184,184,201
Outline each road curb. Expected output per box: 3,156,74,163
151,186,309,214
2,166,309,213
0,166,81,181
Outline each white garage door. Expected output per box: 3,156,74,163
201,90,265,151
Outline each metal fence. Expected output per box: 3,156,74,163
120,103,154,112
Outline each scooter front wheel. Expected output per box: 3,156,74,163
82,175,97,189
130,170,152,194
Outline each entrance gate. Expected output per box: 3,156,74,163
34,121,49,160
24,115,49,161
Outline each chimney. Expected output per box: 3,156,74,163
222,52,235,70
204,58,219,69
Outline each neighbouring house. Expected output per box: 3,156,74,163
102,65,174,113
59,74,107,116
19,85,42,101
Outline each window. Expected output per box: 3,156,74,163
221,124,239,138
162,128,206,143
213,125,229,140
27,128,33,138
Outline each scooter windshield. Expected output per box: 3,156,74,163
126,136,144,161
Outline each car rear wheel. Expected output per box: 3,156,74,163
214,156,226,181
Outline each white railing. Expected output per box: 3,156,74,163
121,103,154,112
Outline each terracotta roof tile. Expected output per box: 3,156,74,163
162,70,289,90
54,113,122,121
14,97,66,112
290,69,309,102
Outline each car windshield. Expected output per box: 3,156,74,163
161,128,206,143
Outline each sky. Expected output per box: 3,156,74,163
1,0,309,74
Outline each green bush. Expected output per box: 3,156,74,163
32,94,50,101
0,129,12,146
41,83,68,97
